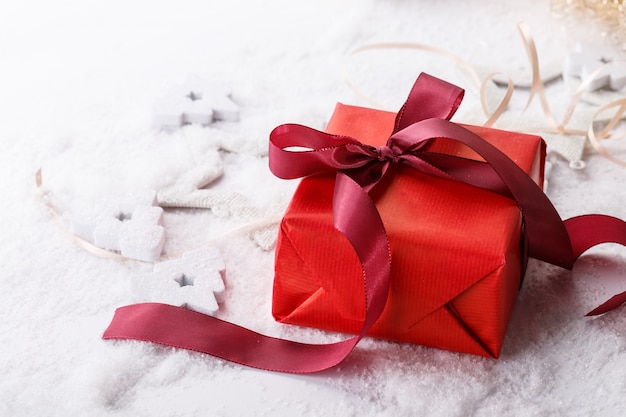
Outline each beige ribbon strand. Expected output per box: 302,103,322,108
36,169,129,261
343,22,626,168
36,169,280,262
344,42,482,110
588,98,626,167
480,72,515,127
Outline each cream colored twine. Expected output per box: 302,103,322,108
588,97,626,166
344,22,626,168
36,168,281,262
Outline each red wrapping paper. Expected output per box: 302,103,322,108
272,103,545,358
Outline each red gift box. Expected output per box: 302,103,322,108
272,103,545,358
103,73,626,374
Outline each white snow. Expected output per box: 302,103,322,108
1,0,626,416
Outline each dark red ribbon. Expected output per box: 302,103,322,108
103,73,626,373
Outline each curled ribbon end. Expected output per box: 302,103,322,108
585,291,626,316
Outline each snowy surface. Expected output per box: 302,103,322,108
2,0,626,416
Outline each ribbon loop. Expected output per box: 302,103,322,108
393,72,465,133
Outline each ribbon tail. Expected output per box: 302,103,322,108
102,171,392,373
586,292,626,316
103,303,360,373
564,214,626,259
333,172,392,323
416,153,513,198
392,118,574,268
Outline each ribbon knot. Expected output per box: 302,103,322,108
375,145,397,162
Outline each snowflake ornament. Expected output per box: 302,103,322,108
66,190,165,262
131,246,226,315
153,76,240,129
564,42,626,91
156,150,278,251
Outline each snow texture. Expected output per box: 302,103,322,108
1,1,626,416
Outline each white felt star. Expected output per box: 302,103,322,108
564,42,626,91
153,76,240,129
66,190,165,262
131,246,226,315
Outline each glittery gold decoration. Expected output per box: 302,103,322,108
551,0,626,49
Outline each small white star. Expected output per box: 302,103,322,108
564,42,626,91
154,76,240,128
66,190,165,262
131,246,226,315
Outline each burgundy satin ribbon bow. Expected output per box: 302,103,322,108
103,73,626,373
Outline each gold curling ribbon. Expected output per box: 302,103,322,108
480,72,515,128
517,22,613,137
588,98,626,167
344,22,626,168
